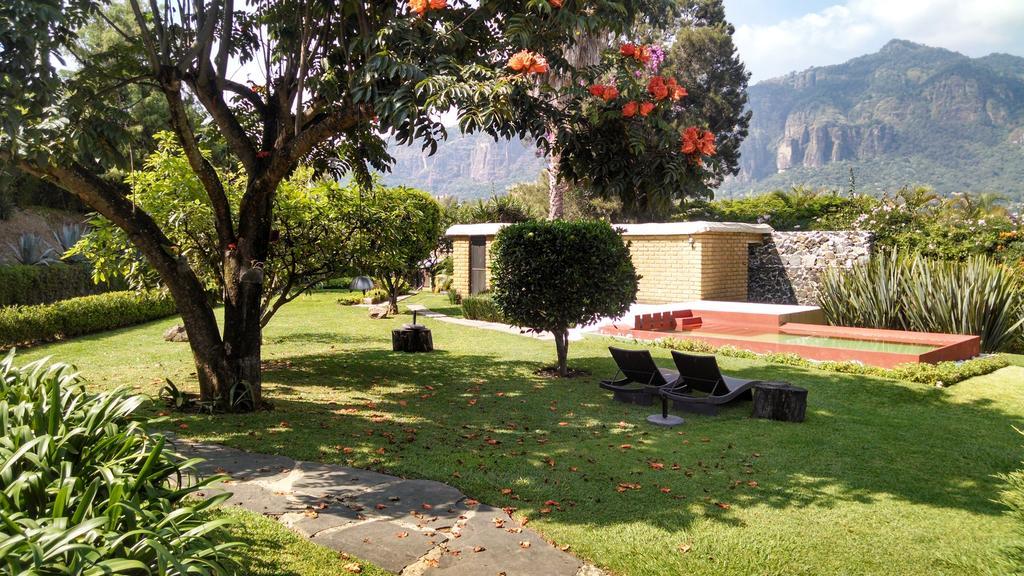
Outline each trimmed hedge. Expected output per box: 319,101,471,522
461,293,506,323
0,263,122,307
0,290,177,349
653,336,1009,387
336,288,388,305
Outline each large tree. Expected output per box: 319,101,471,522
659,0,751,190
0,0,663,410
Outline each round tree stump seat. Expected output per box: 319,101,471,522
392,325,433,353
752,381,807,422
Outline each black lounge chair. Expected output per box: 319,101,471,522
599,347,680,406
658,351,759,415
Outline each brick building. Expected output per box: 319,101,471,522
445,221,772,304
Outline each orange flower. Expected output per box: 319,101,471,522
602,85,619,101
622,101,638,117
588,84,607,97
698,130,716,156
549,0,563,7
664,77,688,101
508,50,547,75
508,50,534,72
648,76,668,100
620,43,636,57
429,0,446,8
639,101,655,116
635,45,651,64
410,0,429,15
528,55,549,74
681,126,700,154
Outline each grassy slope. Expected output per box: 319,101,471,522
16,291,1024,575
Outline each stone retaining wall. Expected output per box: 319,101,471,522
748,231,873,305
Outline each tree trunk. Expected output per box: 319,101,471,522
547,153,567,220
553,329,570,376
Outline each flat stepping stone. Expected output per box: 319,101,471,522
342,479,466,522
201,482,304,516
280,506,363,537
427,506,581,576
174,441,295,481
312,519,443,574
286,461,396,497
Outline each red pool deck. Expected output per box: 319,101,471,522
601,301,980,368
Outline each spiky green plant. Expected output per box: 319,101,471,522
819,251,1024,352
0,351,239,574
8,232,55,266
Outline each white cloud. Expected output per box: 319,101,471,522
732,0,1024,82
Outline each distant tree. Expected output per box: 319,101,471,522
490,220,639,376
660,0,751,189
507,170,622,220
361,186,444,315
70,134,375,333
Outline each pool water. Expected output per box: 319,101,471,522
691,330,938,355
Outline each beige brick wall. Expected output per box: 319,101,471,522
451,238,470,296
450,235,496,297
629,233,762,303
451,232,762,304
697,233,763,301
627,236,703,303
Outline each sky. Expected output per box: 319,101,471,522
725,0,1024,82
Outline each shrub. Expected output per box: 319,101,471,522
335,288,388,306
0,352,239,574
0,262,121,307
819,251,1024,352
447,288,462,305
655,337,1008,386
491,220,639,376
0,290,177,349
461,293,506,322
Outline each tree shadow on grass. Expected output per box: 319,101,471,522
191,341,1024,537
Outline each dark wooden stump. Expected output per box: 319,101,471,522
392,325,433,352
752,381,807,422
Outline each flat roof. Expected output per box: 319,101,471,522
445,221,773,237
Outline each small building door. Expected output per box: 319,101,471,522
469,236,487,294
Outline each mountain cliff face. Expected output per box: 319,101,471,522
721,40,1024,198
381,132,543,199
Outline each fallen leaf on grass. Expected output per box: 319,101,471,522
343,562,362,573
747,480,759,488
619,444,633,450
649,461,665,470
715,502,731,510
540,508,551,514
660,487,672,494
500,488,513,495
678,543,692,554
616,483,642,492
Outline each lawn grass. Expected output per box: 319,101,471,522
16,290,1024,575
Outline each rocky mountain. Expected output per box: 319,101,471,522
381,131,544,199
380,40,1024,201
720,40,1024,199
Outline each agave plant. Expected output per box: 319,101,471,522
819,250,1024,352
8,231,56,265
0,351,240,574
52,222,88,262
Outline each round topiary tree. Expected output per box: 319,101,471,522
490,220,639,376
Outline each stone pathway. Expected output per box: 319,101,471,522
177,440,605,576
